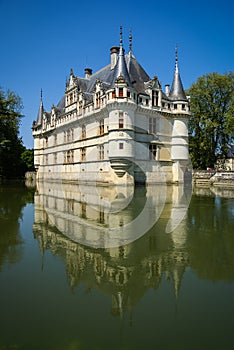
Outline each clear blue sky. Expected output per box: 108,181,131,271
1,0,233,148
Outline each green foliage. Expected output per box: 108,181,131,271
21,149,34,171
0,87,25,178
188,72,234,169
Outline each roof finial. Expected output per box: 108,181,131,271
120,25,123,48
175,44,178,71
169,44,187,101
40,88,43,101
129,29,132,54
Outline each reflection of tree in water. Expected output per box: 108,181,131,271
187,194,234,281
33,182,234,317
0,181,34,269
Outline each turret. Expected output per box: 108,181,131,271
170,48,190,183
36,89,44,126
169,47,187,101
111,26,132,87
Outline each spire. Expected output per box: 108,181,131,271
169,46,187,101
36,88,44,125
129,30,132,56
111,26,132,87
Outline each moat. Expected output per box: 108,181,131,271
0,181,234,350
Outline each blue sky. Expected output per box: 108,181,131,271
0,0,233,148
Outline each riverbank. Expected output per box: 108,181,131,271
25,170,234,189
193,170,234,188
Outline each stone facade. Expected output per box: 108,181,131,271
32,29,190,185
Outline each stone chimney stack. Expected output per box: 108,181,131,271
110,46,120,69
85,68,92,79
165,84,170,96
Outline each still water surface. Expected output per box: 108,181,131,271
0,181,234,350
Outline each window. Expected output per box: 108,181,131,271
78,100,83,115
54,153,57,164
98,210,105,224
112,90,116,98
149,117,157,134
81,202,86,219
81,125,86,139
81,148,86,161
67,129,71,142
45,154,48,165
99,119,104,135
119,112,124,129
149,144,157,160
66,150,73,164
127,90,130,98
119,142,124,150
99,145,104,160
96,91,100,108
152,90,159,107
45,137,48,147
146,99,149,106
119,87,123,97
182,104,186,110
174,104,177,109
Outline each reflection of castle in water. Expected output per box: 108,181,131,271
33,182,191,316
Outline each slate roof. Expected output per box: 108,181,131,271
55,44,187,110
169,50,187,101
56,48,151,110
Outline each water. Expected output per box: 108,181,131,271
0,181,234,350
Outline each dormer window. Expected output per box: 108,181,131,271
152,91,158,107
99,119,104,135
119,87,124,98
96,91,100,108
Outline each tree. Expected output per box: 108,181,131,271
187,72,234,169
0,88,25,178
21,149,35,172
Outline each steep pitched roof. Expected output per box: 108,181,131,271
36,89,44,125
169,49,187,101
56,51,150,109
126,52,150,93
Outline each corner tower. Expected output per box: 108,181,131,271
170,48,190,183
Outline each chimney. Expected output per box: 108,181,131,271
165,84,170,96
110,46,120,69
85,68,92,79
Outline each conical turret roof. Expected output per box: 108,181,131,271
111,26,132,87
169,48,187,101
36,89,44,125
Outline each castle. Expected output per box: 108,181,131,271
32,28,190,185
